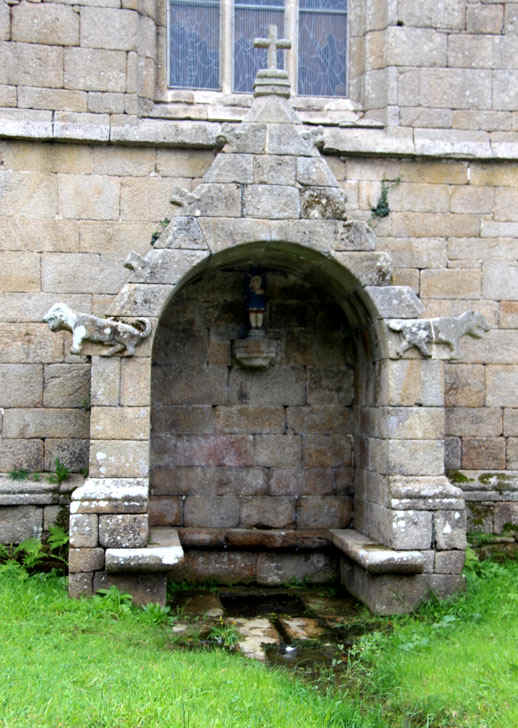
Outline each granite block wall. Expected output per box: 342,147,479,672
150,269,355,531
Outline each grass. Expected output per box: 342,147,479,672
0,562,371,728
2,553,518,727
346,555,518,727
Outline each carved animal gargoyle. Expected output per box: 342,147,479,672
388,310,489,358
43,302,152,357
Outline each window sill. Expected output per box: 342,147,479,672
150,89,366,125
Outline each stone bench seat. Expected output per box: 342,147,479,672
177,528,332,551
329,529,425,575
105,527,184,573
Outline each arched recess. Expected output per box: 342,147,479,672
145,240,404,583
75,236,466,606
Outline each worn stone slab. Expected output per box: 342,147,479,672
330,529,425,574
93,572,167,606
168,551,258,584
43,363,90,408
70,478,148,514
433,510,467,550
378,359,444,406
105,527,184,572
365,286,424,319
68,572,94,599
224,529,330,551
44,439,89,475
108,283,171,318
0,505,42,543
184,496,240,528
362,407,444,440
256,552,337,585
232,617,280,661
0,493,56,506
333,252,391,287
4,408,89,439
340,560,431,615
434,550,465,575
388,475,464,502
176,528,226,548
464,492,518,503
126,249,208,285
69,513,98,548
99,514,148,548
297,496,352,529
336,221,376,251
0,477,56,495
452,471,518,493
429,574,466,599
89,440,149,478
279,617,325,641
69,547,105,573
240,497,295,529
376,506,434,550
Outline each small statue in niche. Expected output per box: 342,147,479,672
247,272,266,333
234,270,275,368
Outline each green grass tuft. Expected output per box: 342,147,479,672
2,558,518,727
0,564,375,728
346,558,518,727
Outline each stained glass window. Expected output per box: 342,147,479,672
298,0,347,96
169,0,221,90
233,0,284,93
168,0,348,97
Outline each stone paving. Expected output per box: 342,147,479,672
169,587,373,662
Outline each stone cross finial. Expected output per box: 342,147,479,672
254,25,291,71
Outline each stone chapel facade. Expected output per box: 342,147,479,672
1,0,518,613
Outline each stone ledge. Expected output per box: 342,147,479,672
1,108,517,160
465,492,518,502
0,473,83,506
105,527,184,572
388,475,465,511
452,470,518,494
330,528,425,574
177,528,331,550
70,477,148,514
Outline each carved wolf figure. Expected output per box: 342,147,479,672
43,302,152,357
388,311,489,358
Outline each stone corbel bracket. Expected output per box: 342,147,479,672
387,310,490,359
233,335,277,369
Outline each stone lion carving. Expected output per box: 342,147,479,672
43,303,152,357
388,311,489,358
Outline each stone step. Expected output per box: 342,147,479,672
329,528,425,575
105,527,184,573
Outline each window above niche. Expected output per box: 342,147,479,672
167,0,348,97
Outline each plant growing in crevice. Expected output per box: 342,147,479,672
8,469,30,481
151,217,171,245
371,177,401,219
47,458,70,485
